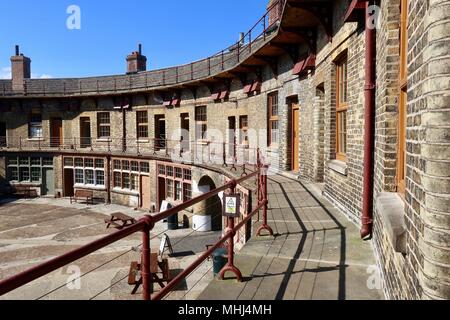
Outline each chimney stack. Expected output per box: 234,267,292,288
11,45,31,92
126,44,147,74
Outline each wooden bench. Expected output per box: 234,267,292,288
128,252,171,294
13,185,36,198
105,212,137,230
70,189,94,205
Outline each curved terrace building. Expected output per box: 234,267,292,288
0,0,449,300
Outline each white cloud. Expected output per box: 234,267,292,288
31,73,53,79
1,67,11,79
39,74,53,79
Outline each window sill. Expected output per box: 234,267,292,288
327,160,348,176
376,193,406,254
137,139,150,143
27,138,44,142
96,138,112,143
74,184,106,191
112,188,139,196
10,182,41,187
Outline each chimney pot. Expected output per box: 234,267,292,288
15,45,19,56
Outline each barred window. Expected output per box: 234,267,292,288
97,112,111,138
137,111,149,139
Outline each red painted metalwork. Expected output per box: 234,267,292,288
218,180,243,282
361,1,376,240
292,54,316,76
256,165,274,237
344,0,367,23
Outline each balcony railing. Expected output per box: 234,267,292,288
0,136,261,172
0,0,286,97
0,151,273,300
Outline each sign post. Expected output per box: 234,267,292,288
223,194,241,218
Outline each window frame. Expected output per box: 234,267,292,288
136,110,149,139
268,92,279,147
336,56,349,162
28,113,43,139
97,112,111,139
195,106,207,141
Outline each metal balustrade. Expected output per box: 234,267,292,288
0,150,273,300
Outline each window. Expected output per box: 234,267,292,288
65,156,105,188
239,116,249,146
195,106,207,141
336,56,348,162
97,112,111,138
7,156,54,183
137,111,149,139
29,113,43,139
397,0,408,196
158,163,192,203
268,92,279,146
112,158,149,191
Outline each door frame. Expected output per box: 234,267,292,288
290,98,300,172
50,117,63,147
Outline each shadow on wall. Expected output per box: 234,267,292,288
194,175,223,232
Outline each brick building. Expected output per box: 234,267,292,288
0,0,448,299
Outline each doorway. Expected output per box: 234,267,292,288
155,115,166,151
50,118,63,147
0,122,6,147
80,117,91,148
180,113,190,151
290,99,300,172
140,176,151,209
158,177,166,211
228,117,236,156
64,169,74,197
42,168,55,196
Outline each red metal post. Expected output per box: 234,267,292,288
141,224,151,300
218,180,243,282
257,165,274,237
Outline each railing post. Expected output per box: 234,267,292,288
257,165,274,237
222,142,227,167
218,180,243,282
141,224,151,300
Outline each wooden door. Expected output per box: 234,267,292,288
140,176,151,209
50,118,62,147
292,104,300,172
64,169,74,197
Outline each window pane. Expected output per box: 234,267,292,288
19,157,29,166
64,158,74,167
96,170,105,186
8,158,18,166
183,183,192,201
75,169,84,184
29,125,43,138
167,180,174,198
85,170,94,185
113,160,121,170
122,161,130,171
131,161,139,172
75,158,83,167
175,181,182,201
140,162,150,173
183,169,192,181
123,173,130,189
114,172,121,188
175,168,182,179
167,167,174,177
31,168,41,182
8,167,18,181
158,165,165,175
20,167,30,182
42,158,53,166
31,157,41,166
95,159,104,168
84,158,94,168
131,174,139,191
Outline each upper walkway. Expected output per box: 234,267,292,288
198,175,384,300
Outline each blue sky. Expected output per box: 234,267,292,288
0,0,266,79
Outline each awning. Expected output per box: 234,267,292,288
292,54,316,76
251,81,262,93
344,0,367,23
219,90,230,99
243,84,253,94
211,92,220,100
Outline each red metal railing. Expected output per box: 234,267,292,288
0,0,286,97
0,152,273,300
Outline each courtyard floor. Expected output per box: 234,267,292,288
0,197,220,300
198,174,385,300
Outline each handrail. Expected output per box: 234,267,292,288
0,155,271,300
0,0,286,97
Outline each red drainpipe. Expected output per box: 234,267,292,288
361,0,376,239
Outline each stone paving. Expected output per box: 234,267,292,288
0,197,220,300
198,174,385,300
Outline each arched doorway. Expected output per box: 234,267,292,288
193,176,223,232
